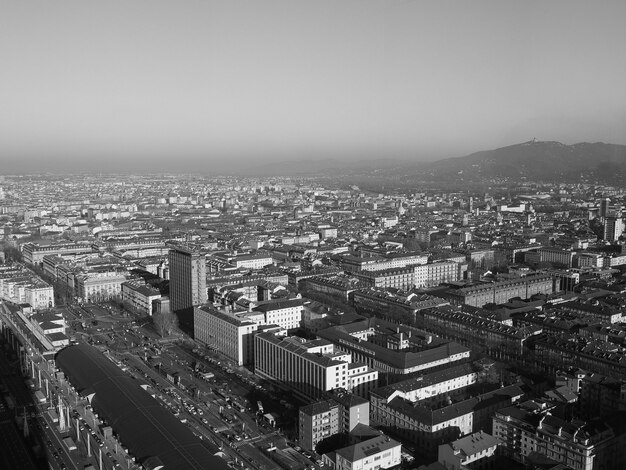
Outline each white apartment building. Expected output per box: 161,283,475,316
121,281,162,316
25,283,55,309
194,305,258,366
414,261,463,288
230,253,273,270
346,363,379,399
324,435,402,470
0,275,54,309
250,299,303,330
373,363,480,405
75,271,127,303
254,333,378,400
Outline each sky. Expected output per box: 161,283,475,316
2,0,626,173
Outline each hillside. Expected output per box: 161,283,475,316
415,141,626,182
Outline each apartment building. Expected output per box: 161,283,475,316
372,384,523,459
532,334,626,380
254,333,378,400
250,299,303,330
422,306,542,357
324,434,402,470
438,431,500,470
371,363,483,405
352,288,449,321
414,261,464,288
230,252,273,270
493,402,624,470
25,281,55,309
353,267,416,291
317,319,471,378
194,304,258,366
538,247,575,268
342,252,428,272
298,392,370,451
301,274,366,302
120,280,162,315
441,274,553,307
299,400,340,451
22,241,94,267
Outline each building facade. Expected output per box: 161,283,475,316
194,305,258,366
254,333,378,400
168,247,207,312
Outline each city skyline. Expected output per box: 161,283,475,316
2,0,626,173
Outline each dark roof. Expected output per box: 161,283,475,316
317,320,470,371
55,344,229,470
253,298,303,312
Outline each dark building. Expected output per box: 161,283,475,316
168,246,207,331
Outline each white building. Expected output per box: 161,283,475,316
231,253,273,270
25,283,55,309
250,299,303,330
75,271,127,303
121,280,162,316
255,333,378,400
438,431,499,470
194,305,258,366
372,363,481,405
414,261,463,288
324,434,402,470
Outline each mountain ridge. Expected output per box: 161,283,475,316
408,140,626,182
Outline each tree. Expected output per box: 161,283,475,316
153,310,178,337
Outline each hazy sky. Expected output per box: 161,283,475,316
2,0,626,172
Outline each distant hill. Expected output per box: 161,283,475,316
416,141,626,181
224,140,626,183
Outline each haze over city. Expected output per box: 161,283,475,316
2,0,626,173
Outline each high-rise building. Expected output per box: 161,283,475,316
600,197,611,218
168,247,207,313
604,216,623,242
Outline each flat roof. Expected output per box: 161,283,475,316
55,344,229,470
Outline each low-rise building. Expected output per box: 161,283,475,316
441,273,553,307
323,434,402,470
438,431,500,470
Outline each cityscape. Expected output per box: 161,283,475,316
3,1,626,469
2,169,626,470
